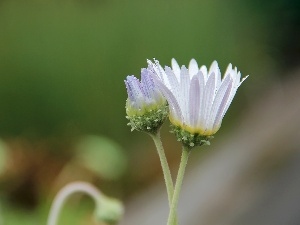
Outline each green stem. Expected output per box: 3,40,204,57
167,147,190,225
149,131,174,206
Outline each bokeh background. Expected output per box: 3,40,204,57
0,0,299,224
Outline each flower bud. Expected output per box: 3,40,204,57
125,67,168,134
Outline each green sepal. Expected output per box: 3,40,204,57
126,104,169,134
170,124,214,149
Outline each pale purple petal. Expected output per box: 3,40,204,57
125,80,134,102
141,68,154,98
125,75,143,103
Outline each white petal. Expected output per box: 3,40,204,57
222,87,237,119
188,75,200,128
236,71,241,83
230,69,239,89
223,74,249,116
165,66,180,97
199,65,208,82
155,79,183,123
196,71,205,127
197,70,205,92
207,75,232,131
199,72,215,129
180,66,190,124
149,59,172,90
171,58,181,81
224,63,232,79
188,58,199,77
212,80,233,132
156,59,171,87
147,59,160,78
239,75,249,86
209,60,221,89
222,72,240,117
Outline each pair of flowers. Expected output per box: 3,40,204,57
125,58,248,148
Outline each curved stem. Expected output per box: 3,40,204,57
167,147,190,225
149,131,174,206
47,181,102,225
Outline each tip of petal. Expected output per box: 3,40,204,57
141,67,147,73
227,63,232,70
181,65,188,70
188,58,199,76
147,59,154,67
240,75,249,84
208,60,220,78
199,65,208,80
211,60,218,67
171,58,179,69
224,63,233,78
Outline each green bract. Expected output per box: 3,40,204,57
126,103,168,134
170,124,214,149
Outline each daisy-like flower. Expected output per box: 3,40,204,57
125,66,168,134
148,58,248,148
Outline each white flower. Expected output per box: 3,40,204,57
148,58,248,136
124,66,168,133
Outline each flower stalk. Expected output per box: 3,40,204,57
167,147,190,225
149,131,174,206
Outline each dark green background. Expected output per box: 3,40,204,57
0,0,299,224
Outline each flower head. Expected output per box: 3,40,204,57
125,66,168,134
148,58,248,148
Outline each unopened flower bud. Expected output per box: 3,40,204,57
125,66,168,134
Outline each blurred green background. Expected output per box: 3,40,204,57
0,0,299,224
